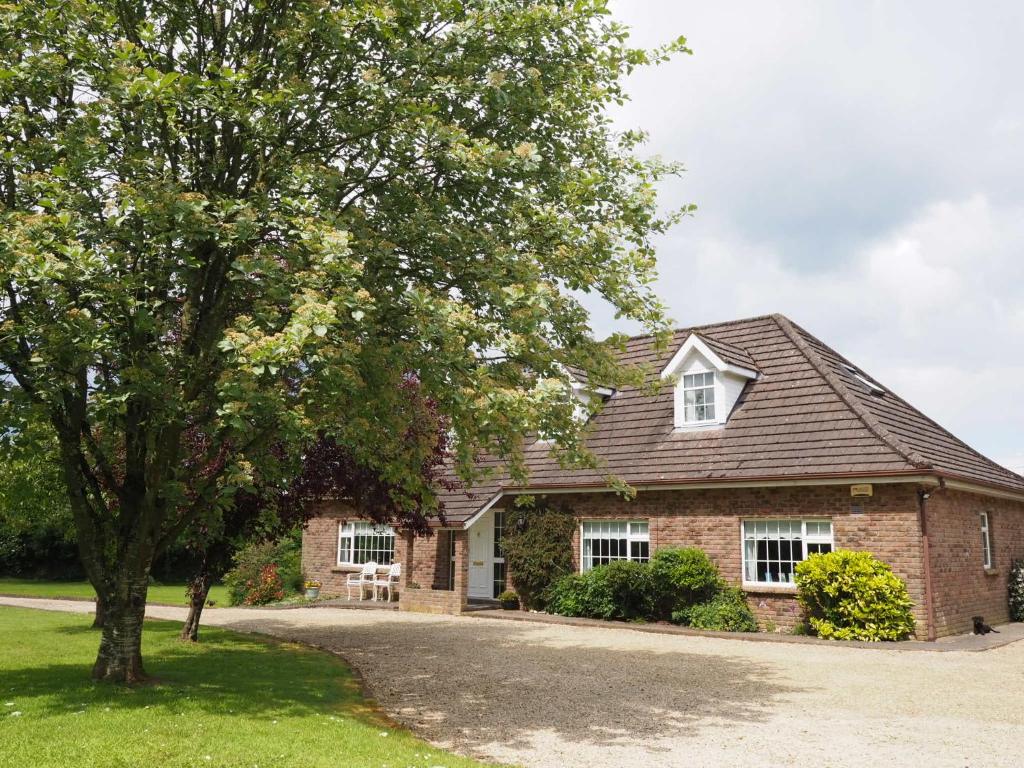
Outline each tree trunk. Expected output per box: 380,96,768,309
91,580,149,683
92,594,106,628
180,570,212,642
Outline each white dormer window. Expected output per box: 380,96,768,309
535,367,615,444
660,333,758,431
683,371,716,423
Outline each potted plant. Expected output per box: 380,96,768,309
304,579,322,600
497,590,520,610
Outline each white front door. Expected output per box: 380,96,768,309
467,511,494,599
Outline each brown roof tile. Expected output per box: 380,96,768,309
436,313,1024,524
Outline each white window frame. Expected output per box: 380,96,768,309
681,369,717,425
580,520,650,573
741,519,834,588
980,512,993,570
337,521,396,566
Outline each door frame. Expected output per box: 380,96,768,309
467,510,494,599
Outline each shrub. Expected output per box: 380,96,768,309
547,560,654,620
1009,559,1024,622
676,587,757,632
224,535,304,606
795,549,915,641
497,590,520,609
650,547,721,618
501,504,576,609
545,573,591,617
244,564,286,605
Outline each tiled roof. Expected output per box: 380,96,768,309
436,313,1024,525
692,333,758,372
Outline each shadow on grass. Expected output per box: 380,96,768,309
3,615,373,724
203,613,808,753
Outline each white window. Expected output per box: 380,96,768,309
581,520,650,572
980,512,993,569
337,522,395,566
742,519,833,586
682,371,716,423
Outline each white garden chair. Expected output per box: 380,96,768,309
373,563,401,603
346,561,378,601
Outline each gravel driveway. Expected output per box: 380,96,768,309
4,596,1023,768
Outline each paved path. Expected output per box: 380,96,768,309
4,597,1024,768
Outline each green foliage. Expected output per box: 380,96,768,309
675,587,757,632
795,550,916,641
650,547,721,618
497,590,520,609
501,504,577,609
1009,559,1024,622
223,535,303,606
547,545,755,633
0,606,493,768
547,560,653,621
0,0,686,675
0,415,79,579
243,564,286,606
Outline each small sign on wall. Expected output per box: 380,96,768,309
850,483,873,497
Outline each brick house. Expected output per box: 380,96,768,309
302,313,1024,638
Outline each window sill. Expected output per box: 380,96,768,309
742,583,798,595
332,564,369,573
984,568,1000,577
672,422,725,433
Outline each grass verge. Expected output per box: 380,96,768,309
0,606,497,768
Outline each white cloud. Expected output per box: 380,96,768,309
582,2,1024,465
586,195,1024,465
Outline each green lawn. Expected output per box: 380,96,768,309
0,578,229,607
0,606,498,768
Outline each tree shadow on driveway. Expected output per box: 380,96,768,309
211,613,806,757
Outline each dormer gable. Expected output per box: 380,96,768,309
659,334,758,430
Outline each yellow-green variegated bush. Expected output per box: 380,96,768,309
795,550,915,641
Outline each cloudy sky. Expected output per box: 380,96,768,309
587,1,1024,474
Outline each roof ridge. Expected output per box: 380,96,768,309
771,313,932,470
613,313,779,346
694,332,755,357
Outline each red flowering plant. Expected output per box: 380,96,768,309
243,564,286,606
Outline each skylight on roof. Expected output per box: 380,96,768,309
842,364,884,395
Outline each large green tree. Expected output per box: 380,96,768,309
0,0,685,682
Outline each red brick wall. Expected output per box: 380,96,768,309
300,501,451,598
407,529,454,590
558,484,928,634
925,489,1024,637
401,530,469,615
304,484,1024,635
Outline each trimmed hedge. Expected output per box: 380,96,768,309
650,547,721,616
546,560,653,620
678,586,758,633
547,546,756,632
795,549,915,641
